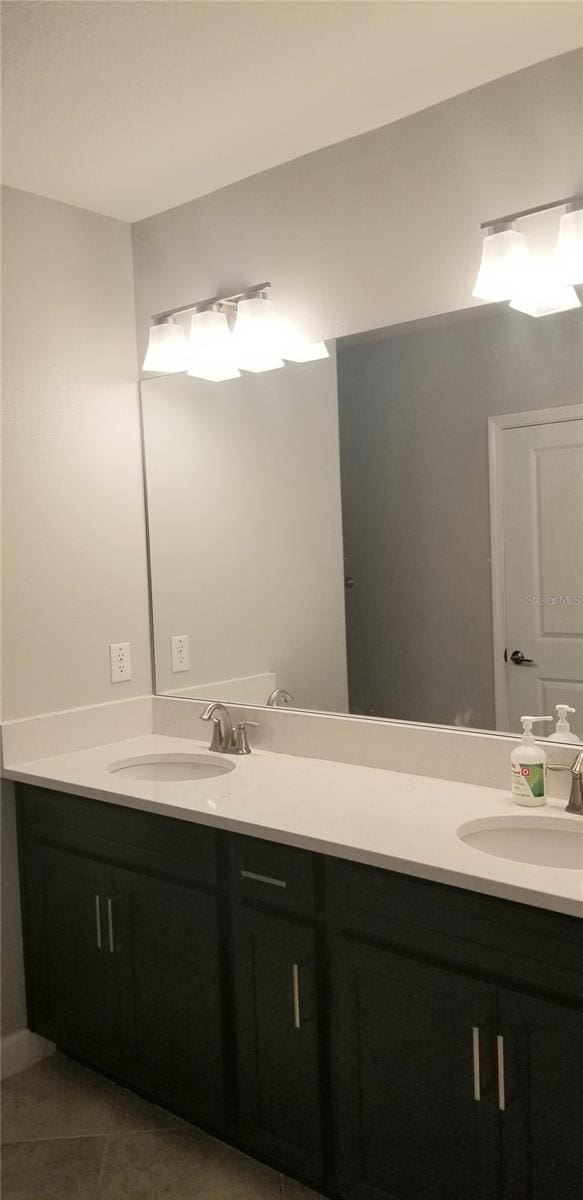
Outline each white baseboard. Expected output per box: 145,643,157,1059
1,1028,55,1079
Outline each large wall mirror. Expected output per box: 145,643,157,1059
141,302,583,738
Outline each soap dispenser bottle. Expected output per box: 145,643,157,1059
548,704,581,744
511,715,552,806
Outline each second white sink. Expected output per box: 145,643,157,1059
458,815,583,870
108,753,235,782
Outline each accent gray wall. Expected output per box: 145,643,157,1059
337,306,583,730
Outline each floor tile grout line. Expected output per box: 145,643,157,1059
1,1131,116,1145
93,1083,120,1199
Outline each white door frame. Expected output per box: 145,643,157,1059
488,403,583,731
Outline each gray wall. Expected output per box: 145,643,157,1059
132,52,582,360
337,306,583,730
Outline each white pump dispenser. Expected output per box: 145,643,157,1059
511,715,552,806
548,705,580,744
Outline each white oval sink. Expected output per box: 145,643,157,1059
458,815,583,870
108,753,235,782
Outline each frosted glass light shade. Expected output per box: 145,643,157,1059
510,284,581,318
187,309,240,382
233,296,284,373
554,208,583,286
278,319,329,363
142,320,189,373
472,228,529,301
509,257,581,317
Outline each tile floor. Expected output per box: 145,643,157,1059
1,1053,323,1199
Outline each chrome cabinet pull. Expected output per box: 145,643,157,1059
107,898,115,953
472,1026,481,1102
497,1034,506,1111
94,894,102,949
292,963,301,1029
240,869,287,889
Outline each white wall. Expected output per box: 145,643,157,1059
132,52,582,356
1,187,151,720
1,185,151,1040
142,351,348,713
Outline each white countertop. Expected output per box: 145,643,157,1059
3,733,582,918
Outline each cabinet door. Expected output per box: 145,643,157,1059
37,844,121,1069
234,906,323,1183
498,989,583,1200
115,868,224,1129
331,935,500,1200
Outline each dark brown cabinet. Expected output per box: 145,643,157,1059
35,844,121,1072
16,784,583,1200
497,989,583,1200
233,905,323,1182
115,868,225,1127
330,935,501,1200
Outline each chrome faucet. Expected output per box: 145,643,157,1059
266,688,294,707
548,750,583,815
199,702,258,755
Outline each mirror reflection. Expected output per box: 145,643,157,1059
141,303,583,737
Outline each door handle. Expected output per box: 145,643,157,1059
497,1034,506,1112
94,894,102,949
472,1026,481,1101
292,963,301,1029
107,898,116,953
509,649,534,666
240,869,287,889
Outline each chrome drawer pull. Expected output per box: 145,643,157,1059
107,898,115,953
497,1034,506,1112
94,895,102,949
292,963,301,1029
240,869,287,889
472,1026,481,1101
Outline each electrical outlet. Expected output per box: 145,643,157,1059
109,642,132,683
171,634,189,673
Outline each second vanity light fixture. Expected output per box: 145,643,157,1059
472,195,583,317
142,283,329,379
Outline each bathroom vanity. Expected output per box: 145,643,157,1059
15,777,583,1200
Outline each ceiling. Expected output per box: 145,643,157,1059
2,1,582,224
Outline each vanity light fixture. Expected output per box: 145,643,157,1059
143,282,329,378
278,318,330,363
555,205,583,286
142,318,190,373
509,264,581,318
472,195,583,317
472,225,529,302
232,293,284,373
188,308,240,382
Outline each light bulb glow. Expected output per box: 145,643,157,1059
509,256,581,318
187,309,240,382
233,296,284,373
278,318,329,363
554,208,583,286
142,320,189,373
472,228,529,301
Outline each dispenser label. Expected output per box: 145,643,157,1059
511,762,545,799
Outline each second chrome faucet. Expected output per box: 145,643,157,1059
200,702,258,755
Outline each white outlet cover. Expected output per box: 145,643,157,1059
109,642,132,683
171,634,190,673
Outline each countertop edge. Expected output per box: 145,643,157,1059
5,763,582,921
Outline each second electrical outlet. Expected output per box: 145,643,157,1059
171,634,189,673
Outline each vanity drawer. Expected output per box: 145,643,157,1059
326,858,583,1000
231,834,316,916
19,785,218,888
